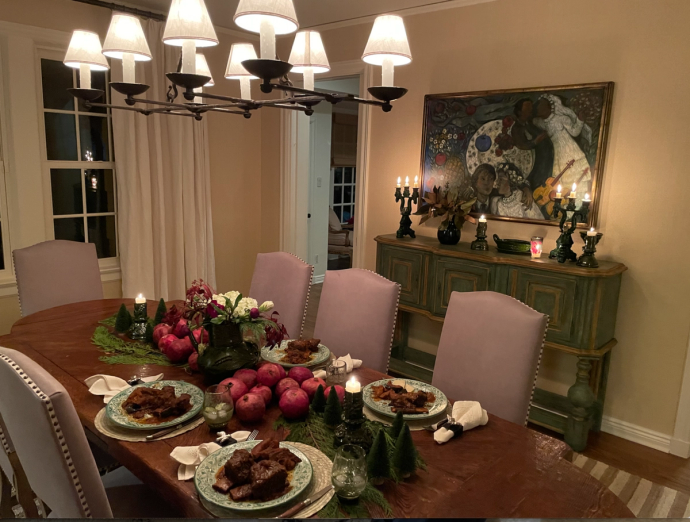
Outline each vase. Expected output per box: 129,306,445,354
197,322,260,384
437,219,461,245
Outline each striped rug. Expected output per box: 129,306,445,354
572,453,690,517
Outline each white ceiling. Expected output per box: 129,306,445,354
116,0,492,31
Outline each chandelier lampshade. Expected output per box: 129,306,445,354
103,14,152,61
233,0,298,35
225,43,259,79
163,0,218,47
362,15,411,88
289,31,329,73
64,30,109,71
195,53,214,86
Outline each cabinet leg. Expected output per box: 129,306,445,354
565,357,596,452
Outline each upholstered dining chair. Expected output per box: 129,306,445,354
249,252,314,339
0,348,175,518
432,291,548,425
313,269,400,373
13,240,103,317
0,414,40,518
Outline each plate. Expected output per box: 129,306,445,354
195,440,313,513
362,379,448,420
105,380,203,431
261,340,331,368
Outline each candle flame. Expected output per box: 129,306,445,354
397,176,401,184
572,183,577,191
590,227,595,232
584,193,591,201
557,185,562,193
480,215,485,219
405,176,409,186
137,293,143,299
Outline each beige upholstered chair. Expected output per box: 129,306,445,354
249,252,314,340
0,348,175,518
0,414,40,518
327,207,354,262
313,269,400,373
432,291,548,425
13,240,103,317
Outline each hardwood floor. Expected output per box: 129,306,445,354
303,282,690,496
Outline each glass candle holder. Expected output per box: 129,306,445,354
326,360,347,387
331,444,367,499
530,236,544,259
131,300,148,341
203,384,234,430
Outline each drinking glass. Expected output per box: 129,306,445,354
331,444,367,499
326,359,347,387
203,384,233,429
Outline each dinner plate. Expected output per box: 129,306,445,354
362,379,448,420
195,440,313,513
105,380,203,431
261,340,331,368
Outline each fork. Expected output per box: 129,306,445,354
247,429,259,441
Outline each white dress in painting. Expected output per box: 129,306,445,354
490,190,545,220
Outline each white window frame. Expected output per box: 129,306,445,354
330,165,356,225
0,56,15,282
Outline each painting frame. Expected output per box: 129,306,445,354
418,82,615,228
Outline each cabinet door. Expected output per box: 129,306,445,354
433,258,491,316
513,269,579,345
380,246,428,308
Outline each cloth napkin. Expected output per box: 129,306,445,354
433,401,488,444
85,374,163,403
314,354,362,380
170,431,251,480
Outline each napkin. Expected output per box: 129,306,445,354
170,442,222,481
313,354,362,380
85,374,163,403
433,401,488,444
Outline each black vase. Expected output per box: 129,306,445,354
197,322,260,384
437,219,461,245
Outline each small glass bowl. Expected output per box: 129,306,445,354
203,384,234,430
326,359,348,387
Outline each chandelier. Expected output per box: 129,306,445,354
63,0,413,120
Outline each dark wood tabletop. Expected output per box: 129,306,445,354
0,299,633,518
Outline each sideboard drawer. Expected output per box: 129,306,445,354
433,258,491,316
379,246,429,307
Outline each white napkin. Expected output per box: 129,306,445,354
314,354,362,380
433,401,488,444
170,442,222,481
85,374,163,403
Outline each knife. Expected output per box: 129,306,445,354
146,416,201,441
275,484,334,519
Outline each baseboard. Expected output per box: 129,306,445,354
670,438,690,458
601,416,672,453
312,274,325,284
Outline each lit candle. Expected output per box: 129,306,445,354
555,185,562,199
135,294,146,304
569,183,577,199
404,176,410,188
345,377,361,393
479,215,487,223
531,236,543,259
413,175,418,188
396,176,401,188
584,193,591,202
587,227,597,237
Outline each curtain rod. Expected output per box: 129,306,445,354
71,0,166,21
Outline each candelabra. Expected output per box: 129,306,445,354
334,389,372,452
131,299,148,341
471,220,489,251
577,231,603,268
549,195,591,263
395,184,419,239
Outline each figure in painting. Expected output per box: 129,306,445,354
510,99,554,190
490,163,545,220
470,164,496,214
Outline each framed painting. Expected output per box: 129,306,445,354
419,82,614,226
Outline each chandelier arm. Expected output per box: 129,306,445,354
256,96,324,106
129,97,198,110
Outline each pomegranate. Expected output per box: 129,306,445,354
466,104,477,115
257,363,282,388
249,384,272,405
172,319,190,339
279,388,310,419
219,377,249,403
275,378,300,398
288,367,313,385
163,337,193,363
325,385,345,404
192,328,209,344
235,393,266,423
301,377,327,400
234,369,258,390
153,324,172,346
158,333,178,353
188,351,199,371
276,365,286,380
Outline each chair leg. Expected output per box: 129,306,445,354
0,466,14,519
8,452,40,518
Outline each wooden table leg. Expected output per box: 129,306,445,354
565,357,596,452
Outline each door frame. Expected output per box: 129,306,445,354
671,331,690,457
279,60,374,269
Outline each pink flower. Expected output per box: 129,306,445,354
206,300,225,319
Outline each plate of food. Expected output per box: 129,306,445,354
261,339,331,368
105,380,203,430
363,379,448,420
195,439,313,513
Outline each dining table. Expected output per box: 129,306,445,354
0,298,634,518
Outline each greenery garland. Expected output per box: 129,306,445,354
91,325,188,368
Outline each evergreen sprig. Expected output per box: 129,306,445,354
154,298,167,325
92,326,187,367
114,304,133,333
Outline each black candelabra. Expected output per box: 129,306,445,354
395,181,419,239
550,192,591,263
334,388,372,452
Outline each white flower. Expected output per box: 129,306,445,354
224,291,240,306
211,293,226,303
232,297,258,318
259,301,274,312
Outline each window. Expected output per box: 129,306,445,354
331,166,356,224
39,57,117,259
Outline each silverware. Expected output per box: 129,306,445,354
247,429,259,441
127,375,144,386
146,415,201,441
275,485,334,519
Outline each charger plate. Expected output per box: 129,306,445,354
363,379,448,420
261,340,331,368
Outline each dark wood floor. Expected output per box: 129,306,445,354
304,282,690,496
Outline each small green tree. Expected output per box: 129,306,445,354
312,385,326,413
154,298,167,325
114,304,133,333
392,424,417,478
390,410,405,439
145,321,154,344
367,429,391,485
323,386,342,426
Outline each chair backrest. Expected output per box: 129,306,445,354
13,240,103,317
0,348,112,518
432,291,547,425
249,252,313,340
313,269,400,373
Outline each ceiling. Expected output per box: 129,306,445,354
115,0,491,31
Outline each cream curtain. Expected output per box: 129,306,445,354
111,18,216,300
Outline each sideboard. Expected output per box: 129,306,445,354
375,234,627,451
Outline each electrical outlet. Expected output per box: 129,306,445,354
317,177,322,187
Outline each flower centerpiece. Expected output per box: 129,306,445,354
414,185,476,245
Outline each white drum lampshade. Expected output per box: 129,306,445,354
64,30,109,90
195,53,214,86
102,14,152,61
362,15,411,87
289,31,329,73
234,0,298,60
225,43,259,79
163,0,218,47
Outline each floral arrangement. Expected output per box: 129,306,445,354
414,185,476,228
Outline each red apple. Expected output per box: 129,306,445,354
153,323,172,346
301,377,327,400
219,377,249,403
249,384,272,405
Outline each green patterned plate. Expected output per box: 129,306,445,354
362,379,448,420
105,380,203,431
261,340,331,368
195,440,313,513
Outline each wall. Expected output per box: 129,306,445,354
265,0,690,441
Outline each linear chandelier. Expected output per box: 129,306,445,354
64,0,413,120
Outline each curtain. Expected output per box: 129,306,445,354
111,18,216,300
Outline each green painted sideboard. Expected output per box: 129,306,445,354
375,234,627,451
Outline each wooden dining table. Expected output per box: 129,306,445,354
0,299,633,518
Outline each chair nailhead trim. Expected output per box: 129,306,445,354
0,419,10,454
0,354,92,518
